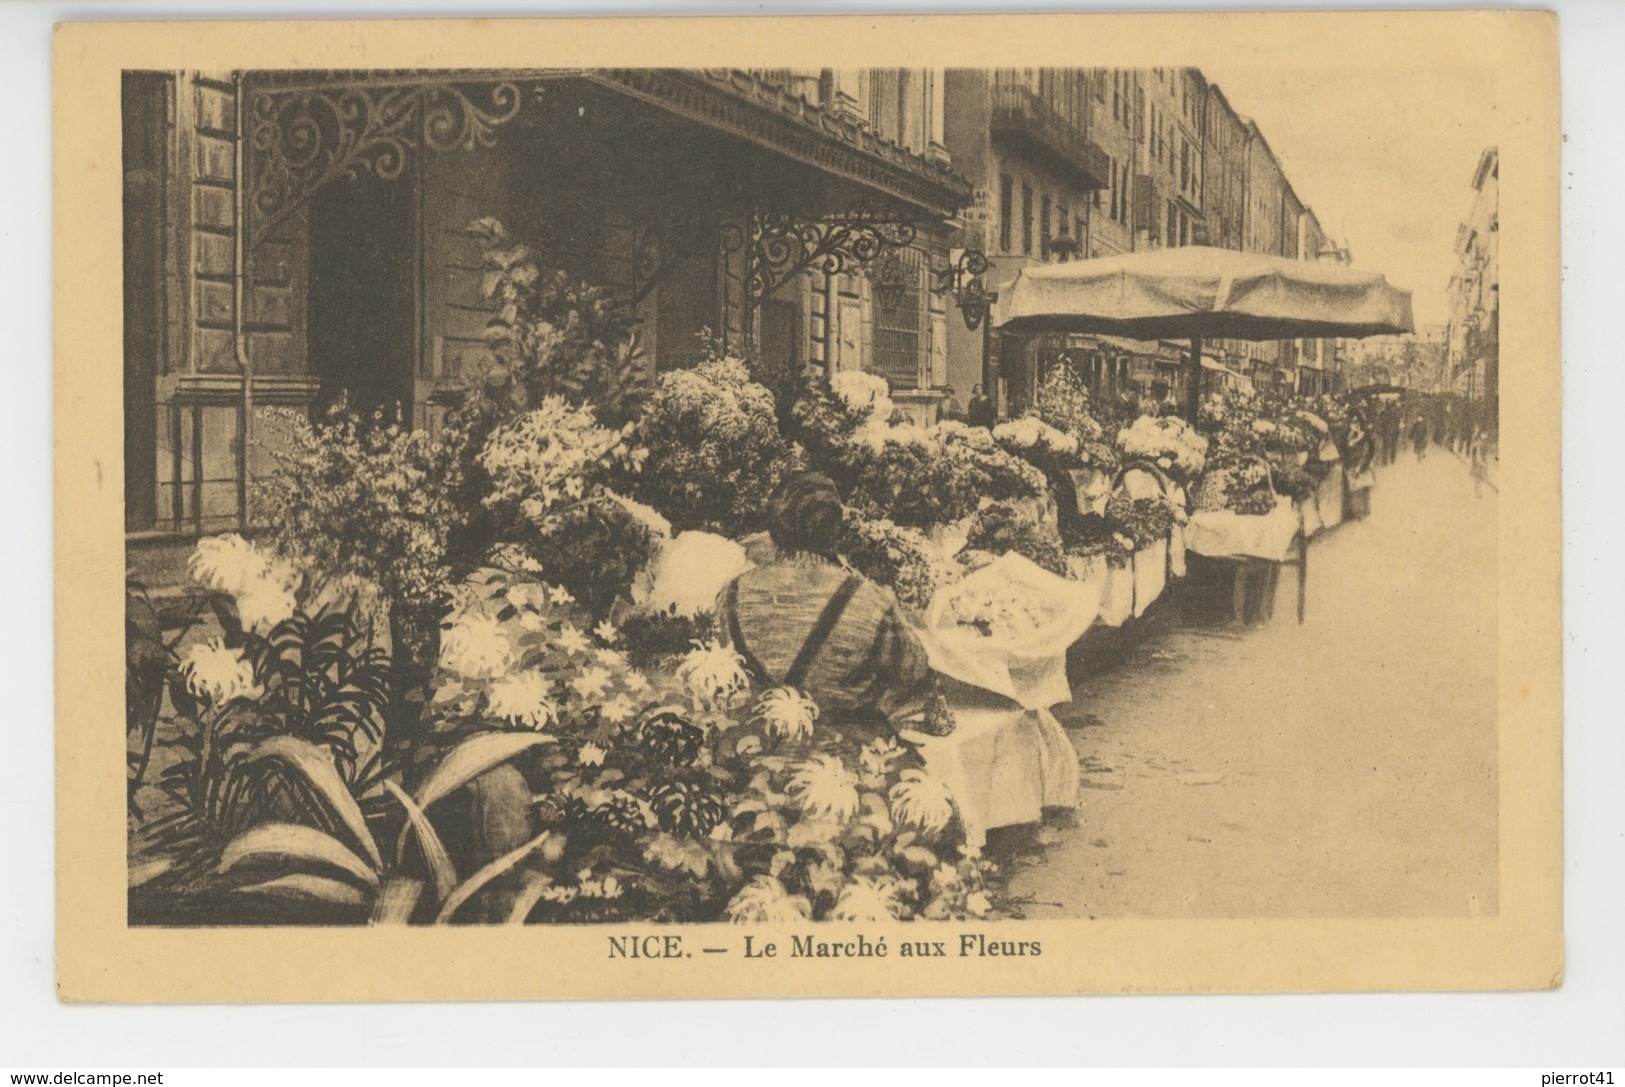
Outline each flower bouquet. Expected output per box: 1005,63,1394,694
1116,414,1210,484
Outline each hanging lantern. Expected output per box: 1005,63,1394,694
869,250,911,312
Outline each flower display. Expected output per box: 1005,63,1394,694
620,352,799,537
829,369,893,416
1117,414,1210,480
188,533,302,635
830,873,908,922
963,502,1068,577
675,638,751,709
748,687,820,741
994,415,1080,457
439,611,516,680
887,769,956,837
479,395,644,528
838,514,956,615
252,406,459,614
939,573,1050,639
133,241,1005,930
724,875,815,923
787,753,862,823
485,668,558,730
179,638,262,705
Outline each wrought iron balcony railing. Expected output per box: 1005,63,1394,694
989,82,1110,192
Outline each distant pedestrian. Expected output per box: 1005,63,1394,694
967,383,996,430
1378,403,1400,464
939,385,966,423
1468,428,1492,497
1409,415,1429,461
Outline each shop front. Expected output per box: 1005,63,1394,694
124,68,973,573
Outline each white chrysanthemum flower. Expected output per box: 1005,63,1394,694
599,694,636,723
570,665,613,701
234,583,298,636
548,585,576,607
829,369,892,414
965,891,992,918
787,753,861,823
640,531,755,618
622,669,651,693
188,534,266,597
995,415,1076,453
888,769,955,837
830,874,906,922
677,639,751,708
485,668,557,730
724,875,814,924
554,624,592,656
750,687,819,741
180,638,262,705
439,611,515,680
577,742,608,767
190,534,301,632
593,620,619,644
931,863,964,892
505,582,549,612
593,647,628,670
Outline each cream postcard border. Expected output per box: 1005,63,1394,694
54,10,1562,1002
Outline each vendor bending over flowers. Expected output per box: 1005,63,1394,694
718,472,938,738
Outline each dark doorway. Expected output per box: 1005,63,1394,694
307,172,416,423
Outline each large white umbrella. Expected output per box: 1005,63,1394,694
992,245,1414,422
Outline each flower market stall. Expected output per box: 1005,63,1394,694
993,246,1412,625
913,553,1100,849
134,218,1270,926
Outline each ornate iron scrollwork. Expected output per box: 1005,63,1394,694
933,248,997,330
726,210,919,305
246,79,526,243
867,250,912,312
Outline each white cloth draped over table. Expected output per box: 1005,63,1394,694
1185,496,1303,562
909,554,1098,849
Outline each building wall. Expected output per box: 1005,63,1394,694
943,67,1110,414
128,70,316,546
1447,148,1498,410
1087,68,1136,259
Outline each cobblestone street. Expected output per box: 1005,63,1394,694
1010,450,1499,918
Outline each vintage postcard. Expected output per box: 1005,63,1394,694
56,10,1561,1002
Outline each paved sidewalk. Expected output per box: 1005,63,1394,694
1008,451,1499,918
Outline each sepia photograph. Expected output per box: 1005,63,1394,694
53,10,1562,1002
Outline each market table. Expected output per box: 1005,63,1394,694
911,553,1099,848
1184,496,1309,624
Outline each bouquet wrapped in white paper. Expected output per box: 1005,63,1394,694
919,551,1102,711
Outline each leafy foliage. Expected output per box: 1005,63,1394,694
253,405,462,616
964,502,1068,576
619,351,800,537
465,217,650,429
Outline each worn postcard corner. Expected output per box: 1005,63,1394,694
55,9,1560,1003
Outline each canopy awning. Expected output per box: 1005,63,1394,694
992,245,1414,341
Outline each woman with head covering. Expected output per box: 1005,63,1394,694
716,472,933,735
